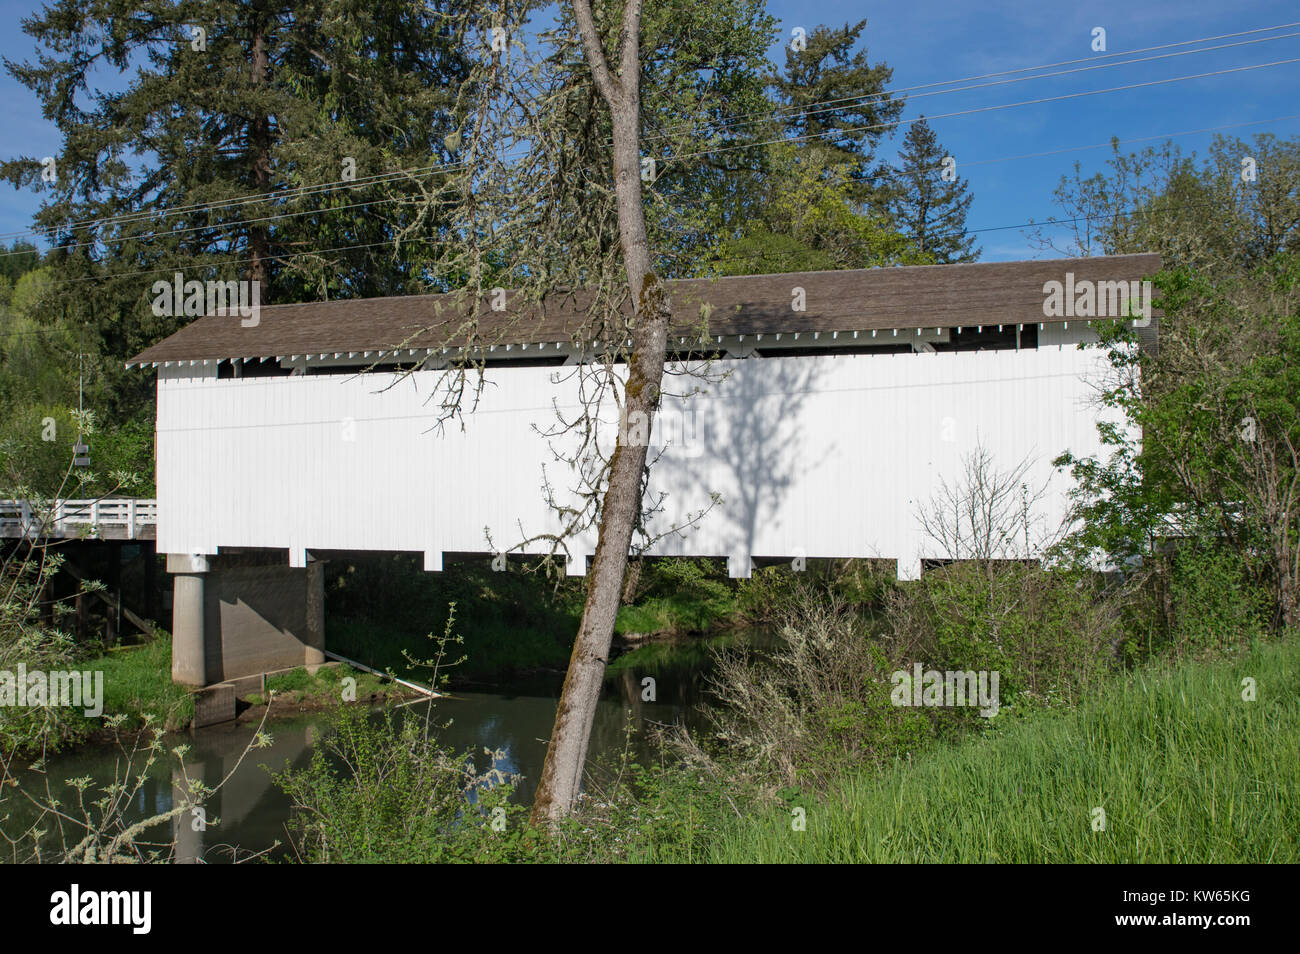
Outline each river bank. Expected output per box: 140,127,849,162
1,623,749,862
653,633,1300,863
3,633,420,760
7,554,778,758
5,560,1296,863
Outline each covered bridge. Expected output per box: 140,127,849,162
129,252,1160,690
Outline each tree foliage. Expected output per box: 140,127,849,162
879,116,978,263
768,19,901,203
1044,136,1300,631
1057,255,1300,631
705,142,930,275
1029,133,1300,270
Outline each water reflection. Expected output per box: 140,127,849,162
2,631,756,863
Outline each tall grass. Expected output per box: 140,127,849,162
94,634,193,730
700,635,1299,863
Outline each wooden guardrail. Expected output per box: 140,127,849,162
0,498,159,539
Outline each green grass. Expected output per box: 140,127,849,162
89,642,395,729
696,635,1300,863
255,663,390,704
614,592,738,637
2,634,191,751
93,633,193,730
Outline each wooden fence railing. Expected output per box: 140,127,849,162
0,499,158,539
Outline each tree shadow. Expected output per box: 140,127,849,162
648,354,831,568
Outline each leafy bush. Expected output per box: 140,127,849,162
617,557,736,634
552,748,756,863
697,562,1120,796
1107,540,1275,664
1166,541,1271,656
886,561,1119,710
0,533,83,751
735,558,894,623
273,703,542,863
699,588,937,794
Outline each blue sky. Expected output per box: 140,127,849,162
1,0,1297,261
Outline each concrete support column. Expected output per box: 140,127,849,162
304,555,326,670
168,554,209,686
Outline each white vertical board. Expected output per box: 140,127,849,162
155,344,1119,574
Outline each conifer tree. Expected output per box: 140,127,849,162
2,0,483,422
769,19,902,203
884,116,979,263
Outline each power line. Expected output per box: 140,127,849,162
5,22,1298,249
937,112,1300,171
655,22,1300,143
4,192,439,260
13,56,1300,270
8,101,1296,298
34,98,1300,263
669,56,1300,164
751,21,1300,125
0,160,472,246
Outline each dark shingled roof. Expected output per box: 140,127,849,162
127,253,1162,366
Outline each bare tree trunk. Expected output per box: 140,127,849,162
1276,536,1298,630
621,556,643,604
531,0,670,825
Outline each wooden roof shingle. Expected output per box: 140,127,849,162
127,253,1162,366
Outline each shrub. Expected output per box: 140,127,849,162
735,558,895,623
1110,540,1274,663
699,588,937,795
273,703,542,863
617,558,737,634
1166,540,1271,656
886,561,1119,711
698,562,1121,796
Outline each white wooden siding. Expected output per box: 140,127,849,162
156,341,1119,578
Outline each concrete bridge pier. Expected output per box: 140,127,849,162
166,550,326,699
168,554,208,686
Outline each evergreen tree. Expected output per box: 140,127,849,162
0,241,40,285
769,19,902,203
4,0,482,305
1,0,484,434
707,143,933,274
885,116,979,263
530,0,777,280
